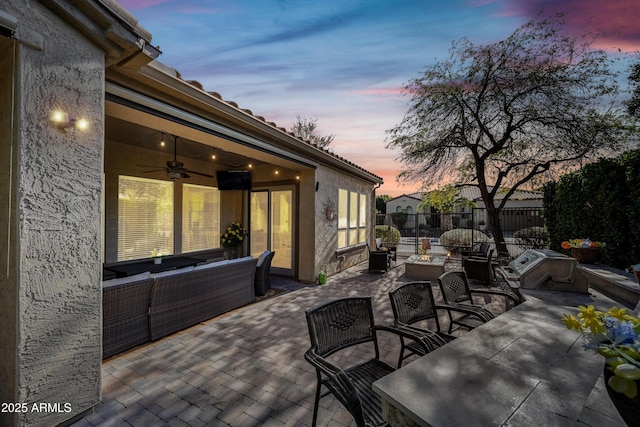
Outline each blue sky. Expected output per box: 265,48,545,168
119,0,639,196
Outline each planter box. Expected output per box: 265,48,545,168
571,248,601,264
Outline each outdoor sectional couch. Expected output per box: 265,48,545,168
149,256,257,341
102,273,155,359
102,256,258,359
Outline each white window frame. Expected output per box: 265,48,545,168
337,188,367,249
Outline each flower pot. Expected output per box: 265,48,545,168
603,367,640,427
571,248,601,264
153,257,162,265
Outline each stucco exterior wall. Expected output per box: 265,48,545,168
0,33,19,427
314,165,375,277
0,1,104,425
386,195,422,214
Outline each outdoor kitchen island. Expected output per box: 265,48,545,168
373,295,624,426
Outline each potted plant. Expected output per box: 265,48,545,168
561,238,606,264
562,305,640,425
151,249,162,264
221,222,247,259
478,219,486,231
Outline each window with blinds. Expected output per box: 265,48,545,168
182,184,220,252
337,188,367,249
118,176,174,261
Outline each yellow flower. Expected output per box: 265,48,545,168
562,314,582,331
578,305,606,335
607,307,631,323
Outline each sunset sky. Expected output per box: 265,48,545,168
118,0,639,197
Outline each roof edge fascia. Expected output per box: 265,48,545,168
40,0,159,67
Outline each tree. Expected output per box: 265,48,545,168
386,14,634,256
418,184,475,230
627,59,640,119
290,115,335,148
376,194,390,214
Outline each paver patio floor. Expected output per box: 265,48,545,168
71,259,627,426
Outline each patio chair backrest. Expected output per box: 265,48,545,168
463,249,494,285
305,297,378,358
389,281,440,329
438,270,473,305
478,242,490,257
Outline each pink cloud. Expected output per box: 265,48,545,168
348,86,405,96
501,0,640,51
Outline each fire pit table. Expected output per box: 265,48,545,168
404,254,446,281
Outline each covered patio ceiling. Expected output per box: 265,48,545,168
105,93,316,175
105,116,259,171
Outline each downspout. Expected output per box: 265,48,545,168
371,182,382,246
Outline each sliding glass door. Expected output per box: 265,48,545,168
250,186,295,276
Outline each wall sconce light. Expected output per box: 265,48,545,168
274,169,279,175
295,173,300,180
160,132,166,147
50,111,89,131
211,149,217,160
247,160,253,169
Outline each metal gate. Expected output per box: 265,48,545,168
376,207,546,257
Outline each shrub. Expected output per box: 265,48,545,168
390,212,408,229
514,226,548,249
439,229,490,251
375,225,401,245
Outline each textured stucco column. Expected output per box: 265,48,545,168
297,169,316,283
0,2,104,425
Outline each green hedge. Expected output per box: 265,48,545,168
543,149,640,268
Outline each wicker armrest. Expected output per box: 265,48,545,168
441,302,496,323
395,322,456,348
304,348,344,377
305,349,368,423
374,324,434,355
470,288,521,305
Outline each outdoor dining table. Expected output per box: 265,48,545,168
372,297,615,426
104,256,203,278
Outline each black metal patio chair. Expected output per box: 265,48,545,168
460,241,491,259
367,243,391,273
462,249,498,287
304,297,430,427
388,281,456,367
437,270,521,334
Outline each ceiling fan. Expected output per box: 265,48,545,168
143,135,213,181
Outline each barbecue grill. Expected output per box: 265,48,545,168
497,249,588,293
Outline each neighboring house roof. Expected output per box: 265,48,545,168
456,185,543,202
386,193,423,203
385,186,542,209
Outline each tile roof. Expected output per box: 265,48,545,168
456,185,542,201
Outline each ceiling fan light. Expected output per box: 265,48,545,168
168,171,182,181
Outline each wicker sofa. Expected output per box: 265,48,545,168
102,272,155,359
149,257,257,341
102,256,258,358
